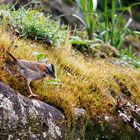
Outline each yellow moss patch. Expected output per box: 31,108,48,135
0,29,140,120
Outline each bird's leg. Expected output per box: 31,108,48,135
27,81,38,98
41,78,44,83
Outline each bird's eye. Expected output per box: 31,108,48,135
46,67,52,74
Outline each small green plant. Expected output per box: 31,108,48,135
119,47,140,68
33,52,48,62
0,6,66,46
101,0,140,48
73,0,97,39
73,0,140,49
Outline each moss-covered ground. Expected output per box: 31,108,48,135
0,28,140,139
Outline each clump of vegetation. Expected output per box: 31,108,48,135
72,0,140,68
73,0,97,39
0,6,66,46
74,0,140,47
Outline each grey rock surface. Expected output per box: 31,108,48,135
0,82,66,140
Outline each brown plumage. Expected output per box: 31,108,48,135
3,48,55,98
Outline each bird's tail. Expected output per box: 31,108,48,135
2,47,17,62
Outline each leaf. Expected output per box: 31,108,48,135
124,18,133,29
72,14,86,26
131,31,140,35
37,54,43,60
92,0,97,11
46,79,61,85
33,52,44,60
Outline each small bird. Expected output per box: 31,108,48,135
3,48,55,98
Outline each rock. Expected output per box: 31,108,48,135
90,43,120,58
0,0,39,9
0,0,14,5
0,0,28,6
41,0,79,27
0,82,66,140
70,108,87,140
74,108,86,118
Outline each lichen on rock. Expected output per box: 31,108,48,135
0,82,66,140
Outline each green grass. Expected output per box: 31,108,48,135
73,0,96,39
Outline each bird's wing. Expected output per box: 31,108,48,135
18,60,42,72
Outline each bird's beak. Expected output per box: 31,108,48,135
52,74,56,79
46,73,55,79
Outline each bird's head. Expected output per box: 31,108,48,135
45,64,55,79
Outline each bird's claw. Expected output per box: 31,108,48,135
28,93,39,98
